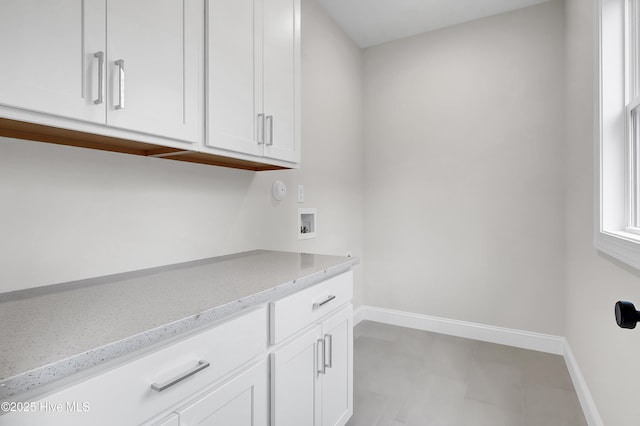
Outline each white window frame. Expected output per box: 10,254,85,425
596,0,640,270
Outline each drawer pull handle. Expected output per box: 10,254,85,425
257,113,265,145
324,333,333,369
151,360,210,392
266,115,274,146
313,295,336,310
317,338,326,375
115,59,125,110
93,51,104,105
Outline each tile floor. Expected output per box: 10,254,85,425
346,321,587,426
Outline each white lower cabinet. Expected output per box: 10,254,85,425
271,325,322,426
0,307,268,426
152,413,180,426
271,305,353,426
320,307,353,426
176,361,268,426
0,272,353,426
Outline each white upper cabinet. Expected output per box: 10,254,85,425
0,0,106,123
106,0,202,143
262,0,300,163
0,0,302,169
206,0,300,165
207,0,263,157
0,0,202,145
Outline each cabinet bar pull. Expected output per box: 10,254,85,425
313,295,336,310
150,360,210,392
324,334,333,369
317,339,326,375
115,59,125,110
266,115,274,146
93,52,104,105
257,113,265,145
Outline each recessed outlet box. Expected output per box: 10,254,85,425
298,208,317,239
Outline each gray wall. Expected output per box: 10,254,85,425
362,1,566,335
565,0,640,424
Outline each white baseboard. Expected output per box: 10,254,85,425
353,305,365,326
353,305,603,426
355,305,564,354
563,342,604,426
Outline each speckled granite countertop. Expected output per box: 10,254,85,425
0,250,358,400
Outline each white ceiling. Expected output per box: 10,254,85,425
315,0,552,48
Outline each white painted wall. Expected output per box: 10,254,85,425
565,0,640,424
252,0,365,305
0,139,260,292
363,1,567,335
0,0,364,296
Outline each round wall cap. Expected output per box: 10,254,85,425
272,180,287,201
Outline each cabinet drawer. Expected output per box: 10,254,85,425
3,306,267,426
270,271,353,345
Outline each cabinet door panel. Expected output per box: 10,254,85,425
0,0,106,123
206,0,263,156
106,0,202,143
271,326,321,426
178,361,268,426
321,306,353,426
263,0,300,163
150,413,179,426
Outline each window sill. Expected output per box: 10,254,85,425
595,229,640,270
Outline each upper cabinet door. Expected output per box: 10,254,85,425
0,0,106,123
106,0,203,144
263,0,300,163
206,0,264,157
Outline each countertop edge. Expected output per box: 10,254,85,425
0,257,359,401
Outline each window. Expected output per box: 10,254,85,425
596,0,640,269
628,0,640,232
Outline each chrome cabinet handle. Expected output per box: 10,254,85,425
317,338,326,375
266,115,273,146
115,59,125,110
324,334,333,369
93,51,104,105
313,295,336,310
257,113,265,145
150,360,209,392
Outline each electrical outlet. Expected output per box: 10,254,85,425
297,185,304,203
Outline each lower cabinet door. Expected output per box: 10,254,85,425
321,306,353,426
151,413,179,426
271,325,322,426
177,361,268,426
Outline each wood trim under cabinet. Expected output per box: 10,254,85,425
0,118,287,172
